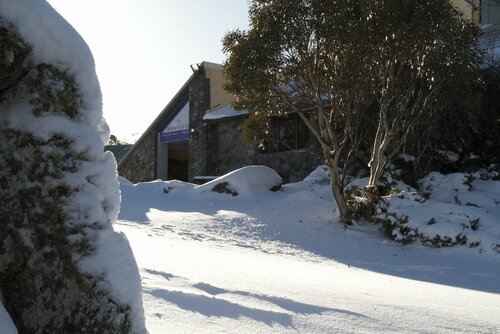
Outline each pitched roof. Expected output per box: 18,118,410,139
117,70,196,169
117,61,229,169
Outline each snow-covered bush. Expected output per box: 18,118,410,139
374,172,500,253
337,161,499,253
0,1,144,332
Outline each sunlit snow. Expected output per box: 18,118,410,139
116,166,500,333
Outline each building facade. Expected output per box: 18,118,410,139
119,2,497,184
118,62,322,184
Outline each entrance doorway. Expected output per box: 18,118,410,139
167,140,188,181
157,99,190,181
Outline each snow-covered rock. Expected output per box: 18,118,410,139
0,0,145,332
195,165,282,197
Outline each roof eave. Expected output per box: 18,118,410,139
118,72,197,169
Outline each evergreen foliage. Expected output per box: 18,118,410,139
0,19,32,92
0,19,134,333
223,0,482,222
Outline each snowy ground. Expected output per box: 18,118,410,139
115,167,500,333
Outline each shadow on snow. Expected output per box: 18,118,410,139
119,183,500,295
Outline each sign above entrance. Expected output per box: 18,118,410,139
160,102,189,143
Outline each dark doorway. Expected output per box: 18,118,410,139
167,140,188,181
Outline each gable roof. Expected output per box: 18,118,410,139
117,61,230,170
117,71,196,169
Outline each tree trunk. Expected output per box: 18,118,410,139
368,109,391,188
325,155,350,224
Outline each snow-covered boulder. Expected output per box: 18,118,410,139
0,1,145,332
195,165,282,197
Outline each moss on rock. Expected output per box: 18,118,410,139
0,19,135,334
0,18,32,93
29,64,81,118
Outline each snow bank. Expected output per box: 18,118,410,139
145,166,282,198
195,165,282,197
121,163,499,255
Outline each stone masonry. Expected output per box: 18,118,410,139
118,130,156,183
206,117,324,183
188,70,210,181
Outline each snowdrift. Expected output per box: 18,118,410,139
126,165,500,254
117,164,500,332
195,166,282,196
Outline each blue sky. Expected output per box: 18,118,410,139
47,0,249,143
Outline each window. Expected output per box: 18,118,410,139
482,0,500,25
259,113,309,153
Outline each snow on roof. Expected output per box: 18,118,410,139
203,105,248,121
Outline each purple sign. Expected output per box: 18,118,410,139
160,102,189,143
160,129,189,142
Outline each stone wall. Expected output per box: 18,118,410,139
208,118,253,175
117,63,325,184
188,71,210,181
207,117,324,183
254,147,324,183
118,130,157,183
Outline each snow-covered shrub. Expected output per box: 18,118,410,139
345,187,376,223
341,165,499,252
345,164,413,224
0,3,144,333
374,172,500,253
475,164,500,181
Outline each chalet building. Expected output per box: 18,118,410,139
118,62,322,184
118,3,498,184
